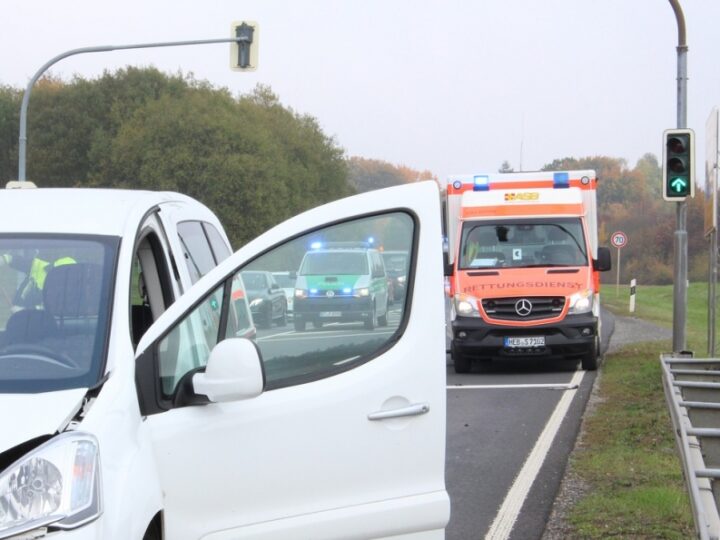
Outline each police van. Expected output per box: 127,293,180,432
293,242,390,331
0,182,449,540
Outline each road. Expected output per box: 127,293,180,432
254,307,615,540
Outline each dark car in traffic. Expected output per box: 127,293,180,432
241,270,288,328
381,250,409,303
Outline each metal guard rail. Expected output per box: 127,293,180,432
661,355,720,540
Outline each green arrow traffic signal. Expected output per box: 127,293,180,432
662,128,694,201
670,177,688,193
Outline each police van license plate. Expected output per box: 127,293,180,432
320,311,342,317
504,336,545,348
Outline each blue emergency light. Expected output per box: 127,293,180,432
473,175,490,191
553,172,570,189
310,241,323,250
342,287,352,294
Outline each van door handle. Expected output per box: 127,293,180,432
368,402,430,421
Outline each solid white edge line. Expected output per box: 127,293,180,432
447,384,578,390
484,369,585,540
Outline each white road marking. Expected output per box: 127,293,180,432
484,369,585,540
447,383,579,390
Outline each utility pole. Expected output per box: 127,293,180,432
669,0,689,354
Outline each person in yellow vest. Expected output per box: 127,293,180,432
0,253,76,308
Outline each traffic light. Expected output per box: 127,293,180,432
230,21,259,71
662,128,695,201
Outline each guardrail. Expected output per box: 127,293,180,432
661,354,720,540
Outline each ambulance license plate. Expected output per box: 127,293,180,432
504,336,545,348
320,311,342,317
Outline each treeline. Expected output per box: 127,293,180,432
347,156,436,193
541,155,706,285
0,68,439,248
0,68,352,248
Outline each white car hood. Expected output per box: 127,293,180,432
0,388,87,455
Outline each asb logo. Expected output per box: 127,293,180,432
514,298,533,317
504,192,540,202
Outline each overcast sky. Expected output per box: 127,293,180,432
3,1,720,180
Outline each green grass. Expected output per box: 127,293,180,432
562,283,703,538
603,281,712,352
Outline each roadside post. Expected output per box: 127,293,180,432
611,231,628,297
629,278,637,313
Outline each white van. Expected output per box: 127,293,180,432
0,182,449,540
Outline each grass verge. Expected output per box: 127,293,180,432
560,283,708,538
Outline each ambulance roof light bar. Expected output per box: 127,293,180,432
473,175,490,191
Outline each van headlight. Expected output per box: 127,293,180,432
454,293,482,318
0,432,102,536
249,298,264,308
354,288,370,297
568,289,594,314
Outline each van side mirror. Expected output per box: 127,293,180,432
193,338,265,403
594,247,612,272
443,252,454,277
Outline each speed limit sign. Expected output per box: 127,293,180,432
611,231,627,249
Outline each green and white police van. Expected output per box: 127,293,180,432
293,242,390,331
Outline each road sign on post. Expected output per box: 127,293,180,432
663,128,695,201
611,231,627,297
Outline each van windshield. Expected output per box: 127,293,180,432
459,219,587,269
0,235,119,393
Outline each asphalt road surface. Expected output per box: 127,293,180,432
444,309,614,540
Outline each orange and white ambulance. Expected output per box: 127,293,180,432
445,170,612,373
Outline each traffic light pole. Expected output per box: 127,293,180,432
17,37,244,183
669,0,688,353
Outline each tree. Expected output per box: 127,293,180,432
498,160,514,173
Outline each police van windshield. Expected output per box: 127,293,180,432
0,235,118,393
459,218,587,270
300,252,369,276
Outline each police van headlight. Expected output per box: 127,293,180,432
249,298,264,308
0,432,102,537
454,293,482,318
568,289,594,314
294,288,307,299
354,288,370,297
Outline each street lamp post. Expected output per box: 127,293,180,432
17,36,247,182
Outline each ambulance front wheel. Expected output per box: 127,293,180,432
451,343,472,374
581,337,599,371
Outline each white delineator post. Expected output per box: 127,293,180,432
629,278,637,313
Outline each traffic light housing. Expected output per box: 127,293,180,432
230,21,259,71
662,128,695,201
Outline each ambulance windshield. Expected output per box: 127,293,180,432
459,218,587,269
0,235,119,393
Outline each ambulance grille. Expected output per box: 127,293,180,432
482,296,565,321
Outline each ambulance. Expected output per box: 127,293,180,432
445,170,612,373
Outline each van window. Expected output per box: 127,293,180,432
153,211,415,406
177,222,218,284
203,223,231,263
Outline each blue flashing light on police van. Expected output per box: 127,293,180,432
367,237,374,245
342,287,352,294
473,175,490,191
310,241,323,250
310,288,319,295
553,172,570,189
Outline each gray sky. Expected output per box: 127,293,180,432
3,1,720,180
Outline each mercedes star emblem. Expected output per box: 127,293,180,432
326,290,335,298
515,298,532,317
